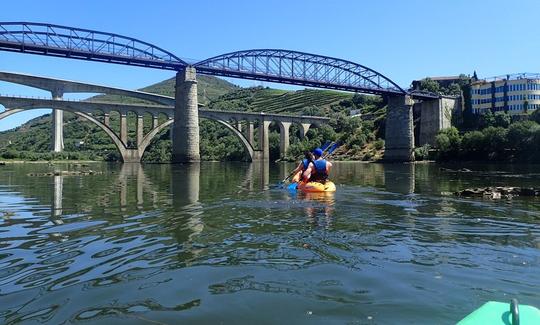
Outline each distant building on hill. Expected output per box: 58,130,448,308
411,76,465,90
470,73,540,115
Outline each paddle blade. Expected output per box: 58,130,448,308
326,142,341,156
320,141,332,151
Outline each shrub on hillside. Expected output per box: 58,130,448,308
414,144,431,161
481,126,508,159
461,131,484,157
507,120,540,152
435,127,461,159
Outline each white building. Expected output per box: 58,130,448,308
470,73,540,115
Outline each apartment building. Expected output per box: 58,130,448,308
470,73,540,114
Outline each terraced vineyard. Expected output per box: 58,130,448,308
209,87,353,115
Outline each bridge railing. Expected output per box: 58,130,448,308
0,22,186,70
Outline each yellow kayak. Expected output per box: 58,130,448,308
297,181,336,193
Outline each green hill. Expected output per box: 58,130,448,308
88,74,239,105
0,75,387,162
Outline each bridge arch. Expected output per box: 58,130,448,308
140,117,256,162
0,107,129,162
195,49,406,95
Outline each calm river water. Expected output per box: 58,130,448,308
0,162,539,324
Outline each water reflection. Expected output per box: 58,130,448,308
0,162,539,324
52,175,63,219
300,192,335,229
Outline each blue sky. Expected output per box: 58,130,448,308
0,0,539,130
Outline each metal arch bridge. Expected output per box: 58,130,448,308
0,22,430,97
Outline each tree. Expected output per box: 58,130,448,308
507,120,540,152
482,126,508,159
435,127,461,159
418,78,441,94
446,83,462,96
493,112,511,128
461,131,484,155
530,109,540,124
480,110,496,129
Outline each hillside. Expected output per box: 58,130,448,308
0,75,387,162
208,87,352,115
88,74,239,105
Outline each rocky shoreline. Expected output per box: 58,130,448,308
455,187,540,199
27,170,101,177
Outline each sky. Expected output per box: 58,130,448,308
0,0,539,130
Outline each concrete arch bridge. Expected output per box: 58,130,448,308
0,72,328,162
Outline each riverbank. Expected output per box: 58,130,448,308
0,159,100,164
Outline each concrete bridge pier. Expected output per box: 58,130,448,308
120,113,128,145
51,90,64,152
136,115,144,147
299,123,311,139
258,119,271,161
245,121,255,147
279,121,291,158
384,95,414,162
172,67,200,163
123,149,142,163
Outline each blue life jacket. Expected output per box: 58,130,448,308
302,158,310,170
312,159,328,182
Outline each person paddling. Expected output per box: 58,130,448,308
302,147,332,184
290,151,314,183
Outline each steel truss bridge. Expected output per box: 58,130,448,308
0,22,436,98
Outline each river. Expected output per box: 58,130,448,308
0,162,539,324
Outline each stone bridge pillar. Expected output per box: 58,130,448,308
384,95,414,162
279,122,291,158
104,113,110,127
258,118,271,161
419,97,459,146
51,90,64,152
172,67,200,163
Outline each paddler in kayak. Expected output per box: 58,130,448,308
302,147,332,184
290,151,314,183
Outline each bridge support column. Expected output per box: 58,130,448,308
299,123,311,139
51,90,64,152
104,113,110,127
279,122,291,158
122,149,142,163
120,113,128,146
419,97,459,146
136,115,144,146
152,115,159,129
245,121,255,146
172,67,200,163
258,119,271,161
236,120,242,132
384,95,415,162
